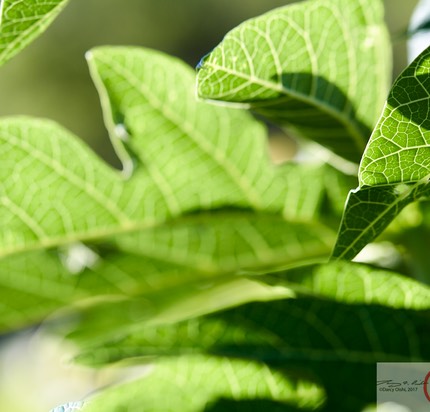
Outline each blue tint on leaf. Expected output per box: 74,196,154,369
50,401,84,412
196,50,213,70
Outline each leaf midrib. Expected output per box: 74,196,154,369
333,174,430,259
201,61,367,154
0,209,307,262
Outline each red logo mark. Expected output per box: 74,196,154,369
424,371,430,402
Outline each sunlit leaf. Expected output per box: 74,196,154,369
0,47,336,332
333,45,430,259
1,1,428,412
196,0,391,163
332,184,430,259
0,48,334,258
82,355,324,412
262,260,430,309
88,46,285,212
360,50,430,186
0,210,335,333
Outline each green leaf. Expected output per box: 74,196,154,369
0,0,69,67
0,117,135,257
270,163,326,221
333,45,430,259
82,355,325,412
64,252,390,358
0,247,209,331
74,295,430,411
332,184,430,259
360,47,430,186
112,211,335,275
0,210,334,333
262,260,430,309
271,162,355,224
70,261,430,366
33,216,333,344
0,115,289,260
88,46,283,211
0,47,337,332
89,47,342,221
0,47,330,258
196,0,391,163
61,275,295,350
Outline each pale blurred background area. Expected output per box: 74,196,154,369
0,1,425,411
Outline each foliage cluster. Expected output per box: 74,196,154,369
0,0,430,411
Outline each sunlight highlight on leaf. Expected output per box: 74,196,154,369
197,0,391,163
333,45,430,259
0,48,337,333
82,355,325,412
75,291,430,410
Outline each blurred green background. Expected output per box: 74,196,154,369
0,1,421,411
0,0,419,165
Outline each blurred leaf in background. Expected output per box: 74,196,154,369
0,0,293,166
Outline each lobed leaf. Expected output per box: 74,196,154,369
196,0,391,163
88,46,283,212
0,0,69,67
0,117,140,257
0,47,336,332
0,48,332,258
0,48,322,255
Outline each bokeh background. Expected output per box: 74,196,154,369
0,0,419,165
0,0,422,411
